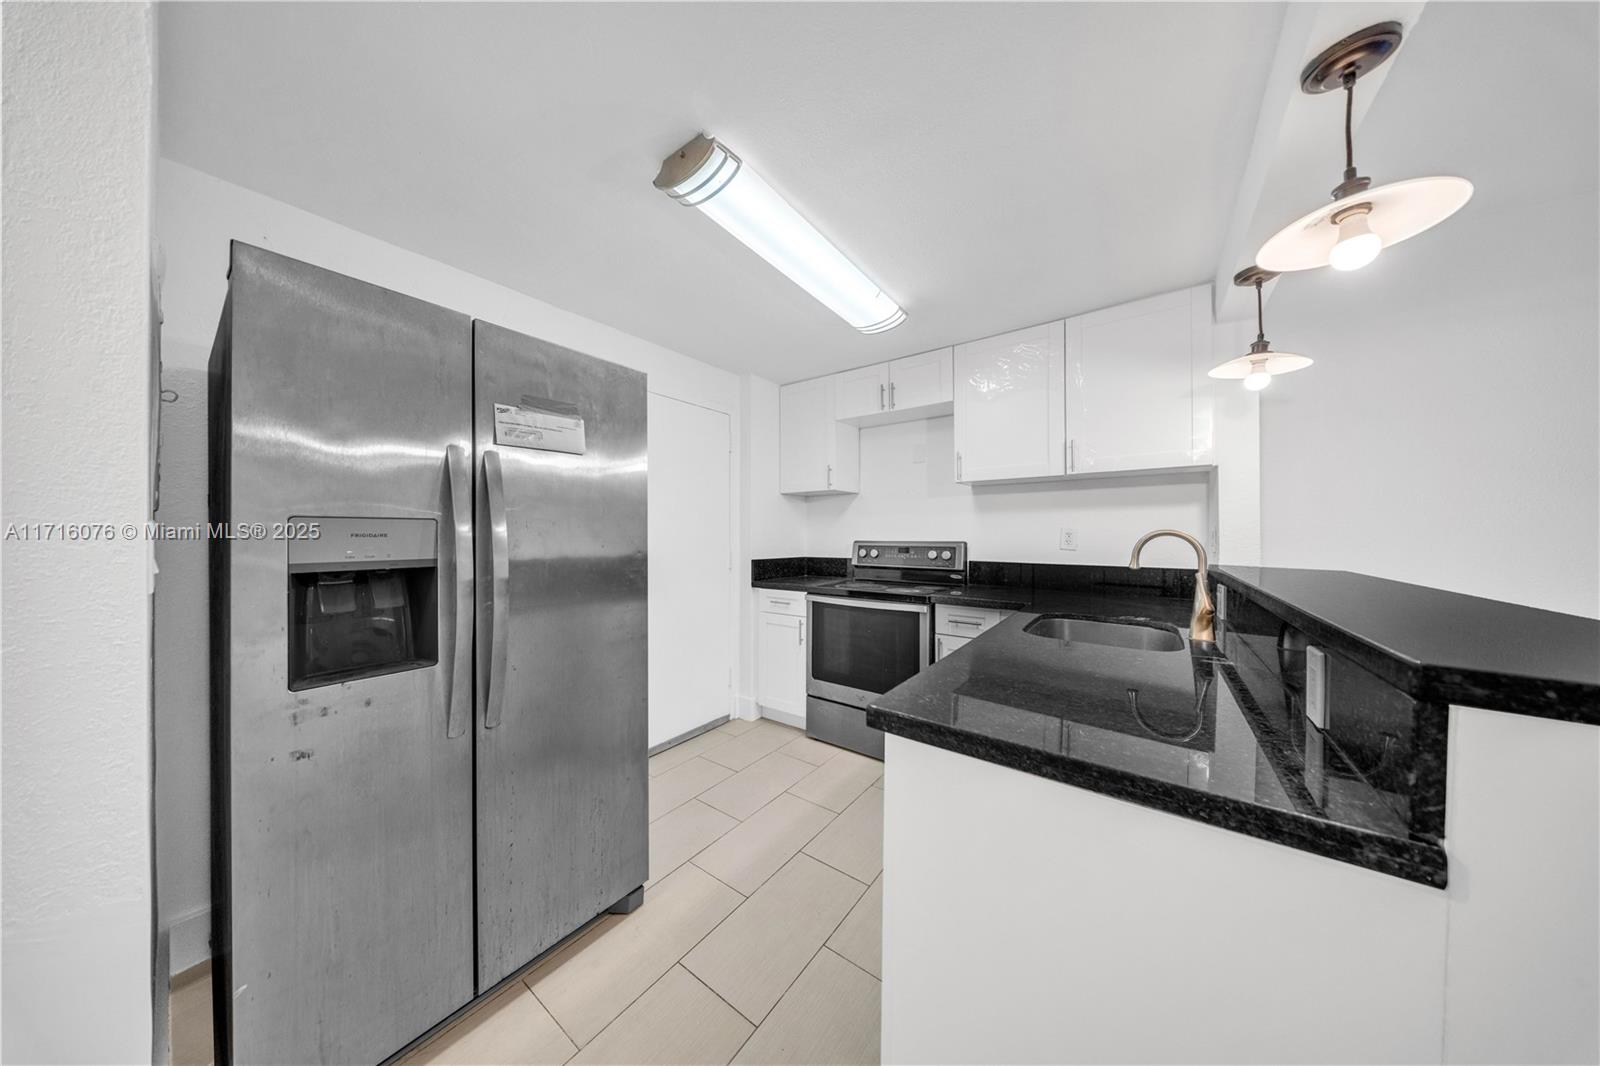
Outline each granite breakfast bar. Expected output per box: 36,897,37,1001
870,566,1599,1065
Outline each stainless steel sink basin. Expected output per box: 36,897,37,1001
1022,616,1186,652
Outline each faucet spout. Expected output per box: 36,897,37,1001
1128,529,1215,642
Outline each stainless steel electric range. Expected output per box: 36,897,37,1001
806,540,968,758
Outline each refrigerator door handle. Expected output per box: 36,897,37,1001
482,449,510,729
445,444,473,738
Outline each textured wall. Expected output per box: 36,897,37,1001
1,3,156,1063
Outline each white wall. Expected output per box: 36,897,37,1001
2,4,156,1062
806,416,1213,570
152,159,746,971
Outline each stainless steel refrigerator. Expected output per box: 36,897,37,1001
209,243,647,1065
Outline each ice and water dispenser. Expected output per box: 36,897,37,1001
287,517,439,689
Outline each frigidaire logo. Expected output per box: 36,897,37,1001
351,532,389,538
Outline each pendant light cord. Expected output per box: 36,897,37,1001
1342,69,1357,180
1255,280,1266,344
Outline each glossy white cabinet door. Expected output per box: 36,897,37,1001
756,611,806,717
888,347,954,413
934,633,972,661
1064,284,1214,473
779,377,859,494
953,320,1067,483
834,362,890,421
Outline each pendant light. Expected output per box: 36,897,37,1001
1209,267,1311,391
1256,22,1473,273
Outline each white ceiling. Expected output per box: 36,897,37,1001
158,2,1288,381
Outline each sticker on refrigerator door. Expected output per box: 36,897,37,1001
493,399,586,454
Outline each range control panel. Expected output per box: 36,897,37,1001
849,540,968,571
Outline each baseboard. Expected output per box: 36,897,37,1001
166,903,212,975
758,706,805,730
649,714,730,755
734,693,759,720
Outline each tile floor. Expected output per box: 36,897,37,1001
170,718,884,1066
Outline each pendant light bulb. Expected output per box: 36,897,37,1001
1329,208,1382,271
1243,362,1273,391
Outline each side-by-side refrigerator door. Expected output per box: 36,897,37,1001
472,319,649,989
215,244,476,1066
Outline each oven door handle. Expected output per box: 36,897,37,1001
806,595,931,615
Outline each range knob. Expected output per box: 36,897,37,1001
858,548,867,557
941,550,953,560
869,548,879,558
927,549,938,559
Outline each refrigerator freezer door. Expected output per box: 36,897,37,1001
212,244,475,1065
472,320,648,989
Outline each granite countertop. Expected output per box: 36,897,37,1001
1214,566,1600,724
866,584,1449,887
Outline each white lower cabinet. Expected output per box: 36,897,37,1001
934,605,1012,659
756,592,808,717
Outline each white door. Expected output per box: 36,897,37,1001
756,612,806,716
648,393,733,747
953,320,1067,483
888,347,953,412
834,363,890,421
1065,285,1211,473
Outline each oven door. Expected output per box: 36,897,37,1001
807,595,931,708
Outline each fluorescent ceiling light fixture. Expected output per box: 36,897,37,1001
1209,267,1311,391
1256,23,1472,274
654,134,906,334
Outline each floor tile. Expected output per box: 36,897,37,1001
803,787,883,884
826,875,882,979
776,735,843,767
787,749,883,812
569,966,751,1066
732,949,880,1065
526,863,742,1047
650,727,736,777
650,756,735,822
169,962,214,1066
693,793,835,895
683,854,865,1025
402,982,576,1065
714,718,759,737
702,721,801,771
698,751,813,821
648,799,739,889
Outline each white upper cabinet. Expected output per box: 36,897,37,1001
1064,284,1214,473
887,347,954,415
780,377,859,495
834,348,954,427
953,320,1067,483
834,363,891,421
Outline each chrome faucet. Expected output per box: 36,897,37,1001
1128,529,1215,642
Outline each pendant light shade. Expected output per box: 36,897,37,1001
1256,23,1472,274
1209,268,1311,391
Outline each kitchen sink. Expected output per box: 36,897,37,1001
1022,615,1186,652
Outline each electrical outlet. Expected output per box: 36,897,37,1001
1059,528,1078,551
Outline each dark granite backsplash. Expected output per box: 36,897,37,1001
969,560,1197,599
750,556,847,581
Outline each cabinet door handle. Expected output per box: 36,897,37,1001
798,620,805,646
956,451,963,480
826,464,832,489
767,598,792,606
950,617,984,627
889,381,897,409
1068,438,1076,473
936,635,944,659
879,383,886,410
